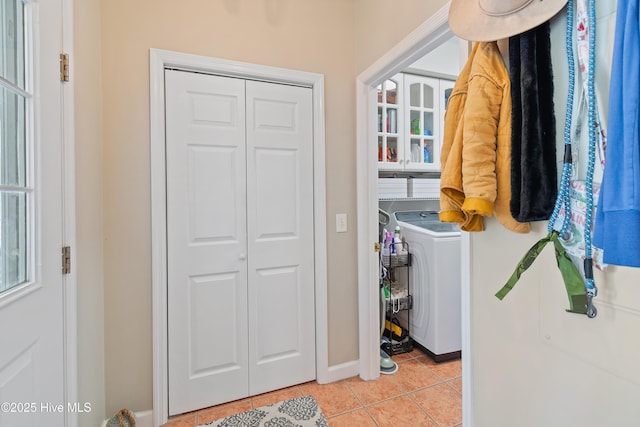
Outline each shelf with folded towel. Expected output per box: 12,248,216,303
378,177,440,200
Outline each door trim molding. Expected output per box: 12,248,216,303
62,0,78,425
355,3,473,426
149,49,328,426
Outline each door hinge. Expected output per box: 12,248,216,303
62,246,71,274
60,53,70,82
374,242,381,253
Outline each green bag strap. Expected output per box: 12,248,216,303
495,231,588,314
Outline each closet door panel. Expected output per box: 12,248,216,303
165,69,248,415
253,148,298,239
254,266,301,358
245,80,316,395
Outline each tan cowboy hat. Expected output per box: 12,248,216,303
449,0,569,42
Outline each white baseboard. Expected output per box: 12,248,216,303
98,364,358,426
101,409,153,427
98,364,356,426
317,360,359,384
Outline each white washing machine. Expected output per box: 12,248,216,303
394,211,461,361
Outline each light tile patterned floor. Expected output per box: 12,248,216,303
162,348,462,427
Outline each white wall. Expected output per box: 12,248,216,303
470,2,640,425
409,36,461,76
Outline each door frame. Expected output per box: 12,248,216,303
355,3,473,425
62,0,79,425
149,49,328,426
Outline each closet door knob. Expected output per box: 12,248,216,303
239,253,247,260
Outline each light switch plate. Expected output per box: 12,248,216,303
336,213,348,233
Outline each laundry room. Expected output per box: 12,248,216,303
377,35,464,370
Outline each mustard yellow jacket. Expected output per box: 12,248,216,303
440,42,530,233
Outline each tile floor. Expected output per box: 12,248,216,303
162,348,462,427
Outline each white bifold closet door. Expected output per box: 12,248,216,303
165,69,316,416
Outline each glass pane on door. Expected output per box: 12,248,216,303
1,86,26,186
423,112,433,137
444,88,453,109
0,191,27,292
1,0,25,89
410,110,420,135
385,80,397,104
0,0,29,295
423,84,434,109
423,139,434,164
386,137,398,163
410,138,422,163
409,83,420,107
387,108,397,133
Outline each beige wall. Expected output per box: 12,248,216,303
100,0,360,414
75,0,640,423
95,0,456,416
74,0,105,424
471,2,640,425
353,0,448,74
81,0,640,427
96,0,452,415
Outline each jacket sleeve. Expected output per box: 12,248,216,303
460,73,503,217
439,89,466,224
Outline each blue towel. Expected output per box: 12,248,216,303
593,0,640,267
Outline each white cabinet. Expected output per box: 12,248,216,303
378,73,454,172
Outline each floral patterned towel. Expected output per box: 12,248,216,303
202,396,329,427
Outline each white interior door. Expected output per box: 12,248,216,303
166,70,316,416
165,70,249,415
0,1,65,426
245,80,315,395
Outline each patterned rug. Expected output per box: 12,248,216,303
200,395,329,427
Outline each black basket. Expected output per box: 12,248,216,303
382,336,413,356
381,252,411,268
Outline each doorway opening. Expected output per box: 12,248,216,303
355,3,473,425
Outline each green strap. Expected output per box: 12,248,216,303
496,232,587,314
